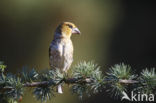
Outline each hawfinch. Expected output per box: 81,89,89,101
49,22,81,93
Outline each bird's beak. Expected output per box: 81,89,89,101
72,28,81,35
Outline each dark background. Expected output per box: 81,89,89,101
0,0,156,103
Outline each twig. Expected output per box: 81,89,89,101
119,79,138,84
0,78,139,93
23,81,49,87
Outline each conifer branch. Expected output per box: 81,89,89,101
0,61,156,103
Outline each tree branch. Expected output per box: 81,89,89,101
23,81,49,87
0,61,155,103
119,79,138,84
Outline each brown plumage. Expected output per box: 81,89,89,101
49,22,80,93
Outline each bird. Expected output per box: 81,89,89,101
49,22,81,93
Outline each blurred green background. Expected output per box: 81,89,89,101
0,0,156,103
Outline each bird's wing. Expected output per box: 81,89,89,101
49,42,63,69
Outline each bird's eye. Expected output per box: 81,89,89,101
67,24,73,29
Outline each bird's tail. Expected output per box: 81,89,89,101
58,84,63,94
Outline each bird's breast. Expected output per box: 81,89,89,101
63,40,73,56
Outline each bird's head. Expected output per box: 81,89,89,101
55,22,81,38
